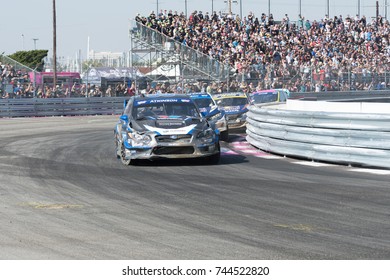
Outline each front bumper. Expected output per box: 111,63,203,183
226,114,247,130
122,134,219,160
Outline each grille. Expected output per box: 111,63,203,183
226,114,239,120
153,146,195,155
155,135,192,144
156,119,183,127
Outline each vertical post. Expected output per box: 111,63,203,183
299,0,301,18
33,38,39,50
87,36,90,61
358,0,361,17
377,1,379,22
33,70,36,98
185,0,187,18
129,21,134,95
212,0,214,14
52,0,57,91
240,0,243,19
327,0,330,17
268,0,271,17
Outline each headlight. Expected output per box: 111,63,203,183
197,129,215,144
237,113,247,121
209,112,222,121
127,132,152,146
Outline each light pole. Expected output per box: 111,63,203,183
268,0,271,17
32,38,39,50
21,34,25,50
240,0,242,19
357,0,360,18
52,0,57,90
327,0,330,17
299,0,301,17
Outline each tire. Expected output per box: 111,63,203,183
220,128,229,142
206,142,221,165
115,133,121,159
120,143,132,166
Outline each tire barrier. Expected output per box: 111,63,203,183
246,100,390,169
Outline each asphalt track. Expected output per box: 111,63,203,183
0,116,389,259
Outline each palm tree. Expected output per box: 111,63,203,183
53,0,57,89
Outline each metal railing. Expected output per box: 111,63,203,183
133,21,232,82
0,97,125,118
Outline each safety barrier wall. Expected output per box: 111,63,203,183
246,100,390,169
0,97,125,118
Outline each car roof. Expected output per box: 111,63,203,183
134,93,191,101
187,92,212,98
213,92,247,99
251,89,277,94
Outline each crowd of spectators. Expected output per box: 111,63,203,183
0,62,137,98
2,10,389,98
0,63,35,98
136,9,390,92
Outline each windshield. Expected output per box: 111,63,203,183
215,97,248,107
193,98,214,108
251,92,278,104
133,102,200,119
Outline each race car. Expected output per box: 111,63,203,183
212,92,250,131
114,94,220,165
188,92,229,141
249,89,289,105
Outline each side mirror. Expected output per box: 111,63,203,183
120,115,129,122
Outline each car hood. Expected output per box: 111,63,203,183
222,105,248,115
132,116,205,134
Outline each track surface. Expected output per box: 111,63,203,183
0,116,389,259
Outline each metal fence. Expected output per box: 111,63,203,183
132,22,390,93
133,21,232,82
0,97,125,118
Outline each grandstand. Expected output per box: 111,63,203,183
131,10,390,93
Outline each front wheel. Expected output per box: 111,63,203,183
205,143,221,165
115,133,121,159
120,143,132,166
220,128,229,142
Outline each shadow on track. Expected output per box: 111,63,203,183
130,153,248,167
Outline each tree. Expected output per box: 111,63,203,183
8,50,48,71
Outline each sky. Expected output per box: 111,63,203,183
1,0,385,61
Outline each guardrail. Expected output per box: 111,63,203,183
246,100,390,169
289,90,390,101
0,97,125,118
